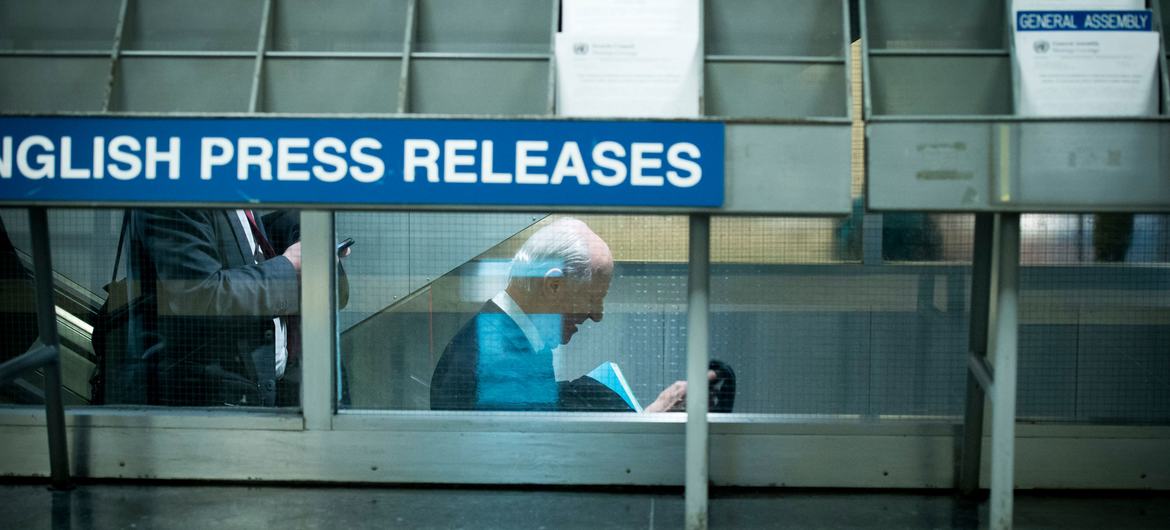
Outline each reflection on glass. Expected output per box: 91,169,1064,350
97,209,309,407
0,211,40,404
339,214,696,412
430,218,661,411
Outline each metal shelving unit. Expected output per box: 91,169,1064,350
862,1,1170,527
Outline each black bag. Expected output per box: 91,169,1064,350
90,212,160,405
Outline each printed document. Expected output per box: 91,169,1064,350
556,0,701,117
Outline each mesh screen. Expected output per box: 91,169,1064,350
1017,213,1170,424
118,208,305,407
338,213,691,414
709,212,1169,422
0,208,306,408
0,208,43,404
0,210,1166,421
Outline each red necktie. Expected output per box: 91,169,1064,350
243,210,276,259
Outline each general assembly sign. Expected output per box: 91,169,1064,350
1014,7,1160,116
0,117,724,208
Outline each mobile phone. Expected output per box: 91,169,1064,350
336,237,355,256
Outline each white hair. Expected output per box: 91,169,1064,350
507,217,595,290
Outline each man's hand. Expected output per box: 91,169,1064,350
643,370,716,413
282,241,302,272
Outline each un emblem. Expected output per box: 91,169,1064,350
573,43,589,55
1033,40,1050,53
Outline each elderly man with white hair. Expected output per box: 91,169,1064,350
429,217,694,412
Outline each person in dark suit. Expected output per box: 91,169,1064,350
0,216,40,404
131,208,304,407
429,217,694,412
261,210,351,406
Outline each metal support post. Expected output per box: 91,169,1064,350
959,213,994,495
299,210,337,430
396,0,418,113
29,207,71,490
989,213,1020,530
685,214,710,530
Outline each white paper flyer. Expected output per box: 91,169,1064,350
556,0,701,117
1013,1,1159,116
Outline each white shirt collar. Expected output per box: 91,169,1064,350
491,290,546,354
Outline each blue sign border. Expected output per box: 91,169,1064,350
0,116,724,209
1016,10,1154,32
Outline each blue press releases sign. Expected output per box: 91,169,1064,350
1016,10,1153,32
0,116,724,208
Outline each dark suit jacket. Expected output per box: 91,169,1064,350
261,210,348,308
259,209,349,406
132,209,299,406
0,217,40,404
429,301,633,412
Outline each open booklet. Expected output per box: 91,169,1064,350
585,361,642,413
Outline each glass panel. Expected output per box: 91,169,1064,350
112,58,253,112
409,59,548,115
0,208,44,405
270,0,409,52
705,0,843,57
415,0,551,54
338,213,691,413
0,208,312,408
711,215,966,416
0,57,111,112
705,63,846,118
1021,214,1086,265
1017,214,1170,424
866,0,1005,50
1018,214,1170,266
0,0,122,50
1020,265,1170,424
123,0,264,51
94,208,304,407
880,212,944,262
712,213,1170,422
262,58,401,113
1128,215,1170,264
713,217,848,265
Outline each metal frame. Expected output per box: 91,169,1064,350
862,1,1170,527
1154,0,1170,113
2,4,1167,521
685,214,710,529
987,213,1020,529
861,0,1170,214
300,211,337,430
2,410,1167,487
958,213,993,495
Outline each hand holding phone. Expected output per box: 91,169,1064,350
336,237,355,257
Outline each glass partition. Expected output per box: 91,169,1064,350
708,211,1170,422
0,207,305,408
0,208,43,405
337,213,691,413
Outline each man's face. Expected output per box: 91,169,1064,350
557,269,612,346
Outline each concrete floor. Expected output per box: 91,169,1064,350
1,483,1167,529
